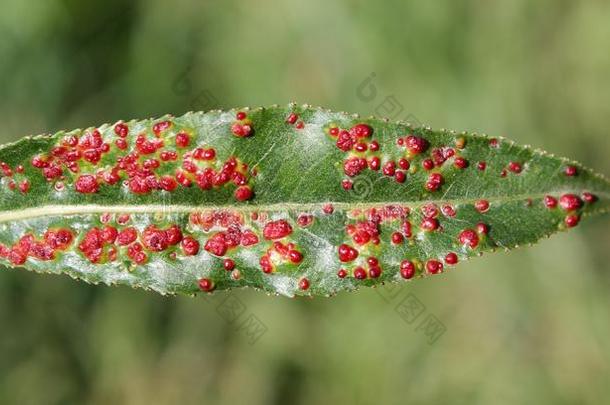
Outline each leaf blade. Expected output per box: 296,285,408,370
0,104,608,297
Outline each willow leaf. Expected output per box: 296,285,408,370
0,104,608,297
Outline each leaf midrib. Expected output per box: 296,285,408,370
1,190,608,224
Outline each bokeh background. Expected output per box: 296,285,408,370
1,1,610,404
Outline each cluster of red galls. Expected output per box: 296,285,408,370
333,122,471,193
543,192,597,228
78,223,199,264
0,228,73,265
198,218,305,293
31,129,111,191
204,224,259,257
0,160,28,193
231,111,254,137
31,119,255,202
259,220,303,273
285,112,305,130
334,200,493,281
177,154,254,202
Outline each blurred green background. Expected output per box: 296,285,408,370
1,1,610,404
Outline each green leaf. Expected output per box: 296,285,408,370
0,104,608,297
